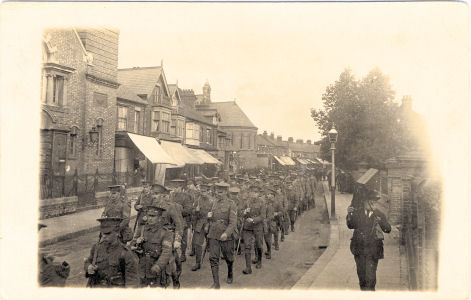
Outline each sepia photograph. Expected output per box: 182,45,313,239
0,1,469,300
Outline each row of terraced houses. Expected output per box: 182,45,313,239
39,28,319,208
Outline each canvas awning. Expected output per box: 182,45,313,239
160,140,204,168
296,158,308,165
127,133,178,165
280,156,296,166
273,156,286,166
187,148,222,164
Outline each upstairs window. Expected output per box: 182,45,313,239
117,106,128,131
161,112,170,133
134,109,141,134
41,74,66,106
152,110,160,132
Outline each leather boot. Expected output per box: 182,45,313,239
189,247,195,257
274,233,279,250
242,253,252,274
171,273,180,289
210,265,220,289
256,248,262,269
265,244,271,259
226,261,233,284
252,249,258,264
192,245,201,271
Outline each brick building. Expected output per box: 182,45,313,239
40,28,120,200
197,99,258,171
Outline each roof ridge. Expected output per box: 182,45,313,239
118,66,162,71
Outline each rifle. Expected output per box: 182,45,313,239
133,209,142,233
86,232,102,287
235,219,245,254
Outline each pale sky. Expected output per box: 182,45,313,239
115,2,469,144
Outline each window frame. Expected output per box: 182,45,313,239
117,105,128,131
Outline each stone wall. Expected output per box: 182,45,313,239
40,196,78,219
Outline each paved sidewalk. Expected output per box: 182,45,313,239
294,182,406,291
39,206,137,247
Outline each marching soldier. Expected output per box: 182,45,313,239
207,182,237,288
263,189,277,259
271,187,283,250
287,182,298,232
241,184,266,274
133,181,153,240
170,179,194,263
131,203,175,287
102,185,133,243
84,216,139,288
38,224,70,287
150,183,184,288
191,182,213,272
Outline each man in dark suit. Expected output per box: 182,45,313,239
346,188,391,291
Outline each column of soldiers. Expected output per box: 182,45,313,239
81,169,319,289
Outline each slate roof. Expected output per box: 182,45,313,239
289,142,320,153
116,84,148,105
117,66,163,96
180,101,213,126
207,101,257,129
168,84,178,98
257,134,277,146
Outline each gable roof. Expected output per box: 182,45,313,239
117,84,147,105
257,134,277,146
117,66,165,97
180,101,213,126
207,101,257,129
168,84,180,99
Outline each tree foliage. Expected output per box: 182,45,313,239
312,68,410,171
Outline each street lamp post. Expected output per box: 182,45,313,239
328,124,338,219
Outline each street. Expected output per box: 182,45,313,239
40,198,330,289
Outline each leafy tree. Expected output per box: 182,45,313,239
312,68,409,171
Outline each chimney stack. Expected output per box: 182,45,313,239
277,136,282,142
263,131,268,136
288,137,293,143
306,140,312,144
296,139,303,144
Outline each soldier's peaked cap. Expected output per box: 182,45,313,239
229,187,240,194
97,217,122,233
215,182,230,189
146,204,166,215
151,183,170,192
108,185,122,191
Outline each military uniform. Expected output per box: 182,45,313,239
84,217,139,288
207,182,237,288
190,184,212,272
155,187,184,288
287,185,298,232
132,204,175,287
241,186,266,273
347,191,391,291
102,185,133,243
170,180,194,262
263,191,278,259
133,182,153,239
